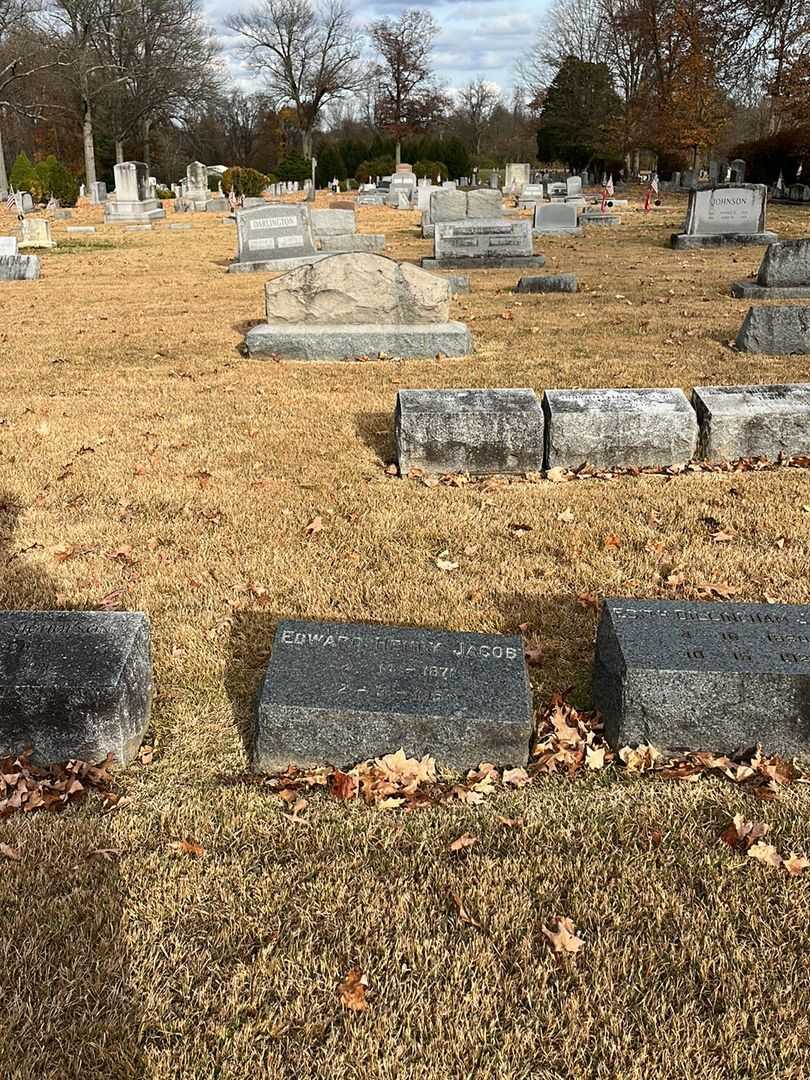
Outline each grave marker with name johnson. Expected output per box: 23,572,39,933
671,183,776,249
253,619,533,769
0,611,153,766
593,598,810,755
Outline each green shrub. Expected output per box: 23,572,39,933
10,151,35,192
156,186,173,199
276,154,311,184
222,165,269,197
31,155,79,204
354,156,395,183
413,159,448,181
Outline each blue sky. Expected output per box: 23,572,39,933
205,0,543,98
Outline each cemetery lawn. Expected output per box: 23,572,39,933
2,193,810,1079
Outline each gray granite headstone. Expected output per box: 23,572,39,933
395,388,544,475
593,598,810,755
229,203,325,273
0,236,18,255
731,238,810,299
692,383,810,460
515,274,577,293
423,219,545,269
0,254,40,280
735,305,810,354
253,618,533,770
533,203,581,234
0,611,152,766
543,388,698,469
671,183,775,248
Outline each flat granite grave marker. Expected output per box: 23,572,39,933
423,219,545,270
395,388,545,476
253,618,533,770
731,238,810,299
735,305,810,354
692,384,810,460
671,183,775,249
534,203,581,235
0,254,40,280
66,226,96,234
0,611,152,766
593,598,810,755
229,203,326,273
543,388,698,469
244,252,472,360
515,274,577,294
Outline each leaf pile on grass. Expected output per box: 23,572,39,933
263,694,810,812
719,813,809,876
399,454,810,488
0,750,120,815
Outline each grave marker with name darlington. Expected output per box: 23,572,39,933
253,619,533,769
228,204,326,273
593,598,810,755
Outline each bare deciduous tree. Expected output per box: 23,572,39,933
227,0,361,158
368,8,447,167
456,78,500,157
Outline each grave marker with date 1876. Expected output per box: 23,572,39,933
593,598,810,755
253,618,533,770
0,611,153,766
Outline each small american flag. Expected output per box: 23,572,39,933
5,190,16,210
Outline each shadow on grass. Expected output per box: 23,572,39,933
0,492,145,1077
224,609,284,762
0,492,59,608
354,409,394,464
494,591,599,706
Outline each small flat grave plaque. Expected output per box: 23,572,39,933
593,598,810,755
0,611,152,766
396,387,544,476
254,619,533,770
543,387,697,469
693,383,810,460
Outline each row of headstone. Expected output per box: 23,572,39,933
6,599,809,768
243,251,472,360
422,218,546,270
671,183,775,248
421,188,504,238
519,176,583,209
395,383,810,475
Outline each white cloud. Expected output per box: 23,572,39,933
204,0,551,95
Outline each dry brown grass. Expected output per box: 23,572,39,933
1,190,810,1079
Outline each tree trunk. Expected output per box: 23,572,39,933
115,139,124,164
301,127,312,159
0,124,8,194
82,100,97,187
143,117,151,171
633,148,640,176
395,139,401,169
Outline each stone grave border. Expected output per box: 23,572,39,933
393,383,810,476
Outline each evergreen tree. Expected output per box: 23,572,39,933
9,151,35,192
